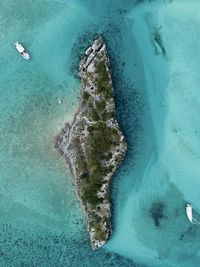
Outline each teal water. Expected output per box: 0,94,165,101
1,0,200,266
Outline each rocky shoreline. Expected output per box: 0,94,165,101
56,37,127,249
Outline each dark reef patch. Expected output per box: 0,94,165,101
149,202,165,227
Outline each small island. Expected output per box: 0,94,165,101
56,37,127,249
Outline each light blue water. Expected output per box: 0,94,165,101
0,0,140,266
1,0,200,266
107,1,200,267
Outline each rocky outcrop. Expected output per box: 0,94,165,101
56,37,127,249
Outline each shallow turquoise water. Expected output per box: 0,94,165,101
1,0,200,266
107,1,200,267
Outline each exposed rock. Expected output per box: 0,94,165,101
56,37,127,249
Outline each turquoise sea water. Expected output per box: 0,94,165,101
1,0,200,266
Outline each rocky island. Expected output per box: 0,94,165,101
56,37,127,249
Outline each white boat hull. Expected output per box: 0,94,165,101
186,203,200,225
15,42,30,60
186,204,193,223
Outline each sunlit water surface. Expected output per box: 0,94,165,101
1,0,200,266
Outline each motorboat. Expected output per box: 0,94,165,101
186,203,200,225
186,204,193,223
15,42,30,60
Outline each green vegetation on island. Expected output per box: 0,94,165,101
56,37,126,249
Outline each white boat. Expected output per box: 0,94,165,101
186,204,193,223
186,203,200,225
15,42,30,60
